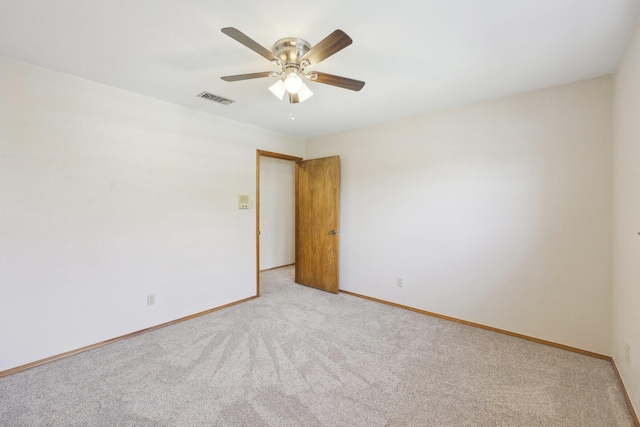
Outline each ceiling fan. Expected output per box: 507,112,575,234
220,27,365,104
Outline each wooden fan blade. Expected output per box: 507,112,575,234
221,72,273,82
221,28,280,63
313,72,365,91
300,30,352,67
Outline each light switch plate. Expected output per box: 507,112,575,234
238,194,249,209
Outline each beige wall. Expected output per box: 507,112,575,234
0,57,304,371
306,76,613,355
613,21,640,415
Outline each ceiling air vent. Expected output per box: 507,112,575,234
197,91,234,105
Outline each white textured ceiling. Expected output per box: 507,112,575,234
1,1,639,139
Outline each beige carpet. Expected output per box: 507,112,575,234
0,265,634,426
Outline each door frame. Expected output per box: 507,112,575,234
256,150,303,296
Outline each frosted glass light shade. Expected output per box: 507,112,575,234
297,82,313,102
269,79,286,100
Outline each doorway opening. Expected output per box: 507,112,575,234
256,150,341,296
256,150,302,296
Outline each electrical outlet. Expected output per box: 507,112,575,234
397,277,404,287
625,343,631,363
147,294,156,306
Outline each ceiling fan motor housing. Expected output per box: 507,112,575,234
273,38,311,70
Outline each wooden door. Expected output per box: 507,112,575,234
295,156,340,293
